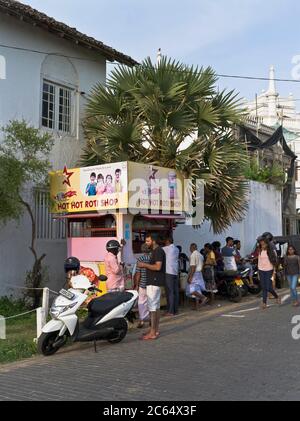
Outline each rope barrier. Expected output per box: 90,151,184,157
2,284,59,295
0,286,53,338
1,308,38,321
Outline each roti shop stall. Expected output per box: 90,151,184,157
50,161,185,298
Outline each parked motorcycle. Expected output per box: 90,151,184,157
38,274,138,356
215,271,245,302
239,266,262,295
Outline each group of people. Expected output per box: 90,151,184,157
85,168,123,196
204,233,300,309
104,233,167,341
102,231,300,342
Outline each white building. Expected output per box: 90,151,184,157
246,65,300,210
0,0,136,295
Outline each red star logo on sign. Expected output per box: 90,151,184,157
62,166,74,187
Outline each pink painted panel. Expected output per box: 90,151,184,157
67,237,117,261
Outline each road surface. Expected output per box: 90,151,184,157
0,291,299,401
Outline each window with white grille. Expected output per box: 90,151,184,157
34,190,66,240
42,80,73,134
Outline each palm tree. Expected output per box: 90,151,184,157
80,57,248,233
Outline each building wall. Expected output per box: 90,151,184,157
174,181,282,257
0,13,106,168
0,14,107,296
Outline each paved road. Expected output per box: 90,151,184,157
0,291,300,401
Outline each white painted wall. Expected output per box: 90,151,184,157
0,14,107,296
0,13,106,169
174,181,282,257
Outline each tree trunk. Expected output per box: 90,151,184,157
19,195,46,308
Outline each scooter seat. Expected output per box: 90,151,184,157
216,271,239,279
88,291,133,318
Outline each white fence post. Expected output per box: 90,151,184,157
0,316,5,340
42,287,49,324
35,288,49,341
36,307,44,340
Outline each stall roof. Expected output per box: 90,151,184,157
143,214,185,220
54,213,111,219
54,213,186,220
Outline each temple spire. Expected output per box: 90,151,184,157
267,65,277,96
157,48,162,66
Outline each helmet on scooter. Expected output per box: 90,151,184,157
64,257,80,273
106,240,121,252
262,232,273,242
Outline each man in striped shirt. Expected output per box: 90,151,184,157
134,244,151,328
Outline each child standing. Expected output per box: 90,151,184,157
85,172,97,196
96,174,106,195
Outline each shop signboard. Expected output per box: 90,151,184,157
50,161,184,214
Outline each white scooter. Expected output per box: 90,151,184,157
38,275,138,356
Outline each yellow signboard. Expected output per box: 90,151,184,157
127,162,184,212
50,162,128,213
50,161,184,214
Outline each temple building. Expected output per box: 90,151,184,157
246,66,300,213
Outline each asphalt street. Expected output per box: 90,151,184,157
0,290,299,401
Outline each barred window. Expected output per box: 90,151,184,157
42,80,73,134
59,87,71,133
42,82,55,129
35,190,66,240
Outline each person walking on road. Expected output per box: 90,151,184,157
186,243,208,310
163,236,180,316
137,233,166,340
258,237,281,310
283,245,300,307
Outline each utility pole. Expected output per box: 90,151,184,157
255,93,259,138
255,93,260,166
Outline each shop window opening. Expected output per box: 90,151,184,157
68,214,116,238
132,215,174,253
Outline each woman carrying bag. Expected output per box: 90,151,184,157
283,245,300,307
258,237,281,310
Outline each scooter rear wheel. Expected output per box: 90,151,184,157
228,285,242,303
107,319,128,344
38,331,63,356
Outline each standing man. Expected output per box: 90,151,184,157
177,245,189,274
114,168,123,193
234,239,255,287
221,237,238,272
137,233,166,340
233,240,242,265
134,244,151,328
104,240,125,292
163,236,180,316
186,243,208,309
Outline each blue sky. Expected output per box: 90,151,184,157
25,0,300,103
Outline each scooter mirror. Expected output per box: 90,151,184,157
99,275,108,282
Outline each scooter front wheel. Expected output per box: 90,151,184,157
107,319,128,344
38,331,65,356
228,285,242,303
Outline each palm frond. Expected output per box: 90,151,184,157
80,56,247,232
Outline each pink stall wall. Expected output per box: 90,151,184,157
67,237,117,261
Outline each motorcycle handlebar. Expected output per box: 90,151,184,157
88,286,103,293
